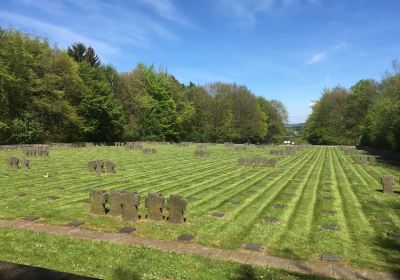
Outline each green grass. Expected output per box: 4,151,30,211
0,227,328,280
0,145,399,273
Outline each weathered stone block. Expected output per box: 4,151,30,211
121,191,140,222
167,194,187,224
108,190,122,216
105,160,115,173
89,189,107,215
145,192,164,221
5,157,19,169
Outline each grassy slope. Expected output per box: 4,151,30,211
0,228,328,280
0,145,399,272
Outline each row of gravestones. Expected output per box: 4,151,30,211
238,157,277,167
194,150,210,157
126,143,144,150
90,190,187,223
23,145,49,157
143,147,157,154
5,157,30,169
339,145,358,155
88,160,115,173
352,155,377,165
381,175,398,193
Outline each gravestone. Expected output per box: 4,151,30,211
322,225,338,231
167,194,187,224
6,157,19,169
194,150,209,157
105,160,116,173
145,192,165,221
89,189,107,215
107,190,122,216
22,216,40,221
274,203,285,209
65,220,85,227
386,231,400,239
121,191,140,222
243,243,262,252
177,234,195,242
22,159,30,169
321,254,340,262
211,212,225,217
119,227,136,234
143,148,157,154
380,175,395,193
263,217,279,224
88,160,104,174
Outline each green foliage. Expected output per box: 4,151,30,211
305,68,400,152
0,27,288,144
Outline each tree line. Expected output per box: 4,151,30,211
304,65,400,152
0,27,288,144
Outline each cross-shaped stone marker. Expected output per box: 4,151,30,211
177,234,195,242
321,254,340,262
119,227,136,234
243,243,263,252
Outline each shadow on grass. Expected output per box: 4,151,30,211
111,267,141,280
230,265,257,280
373,236,400,277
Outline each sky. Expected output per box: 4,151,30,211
1,0,400,123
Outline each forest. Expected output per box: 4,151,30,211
304,68,400,152
0,27,288,144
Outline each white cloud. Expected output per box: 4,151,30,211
306,42,347,65
139,0,196,28
306,52,328,64
214,0,319,27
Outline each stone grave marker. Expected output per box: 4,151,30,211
65,220,85,227
119,227,136,234
47,195,59,200
274,203,285,209
322,210,336,215
374,215,391,223
243,243,263,252
6,157,19,169
89,189,107,215
22,159,30,169
108,190,123,216
22,216,40,221
211,212,225,217
177,234,195,242
322,196,335,200
380,175,395,193
143,148,157,154
17,192,27,197
121,191,140,222
167,194,187,224
145,192,165,221
322,225,338,231
263,217,279,224
88,160,104,174
105,160,116,173
321,254,340,262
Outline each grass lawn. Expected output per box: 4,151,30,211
0,227,328,280
0,144,399,273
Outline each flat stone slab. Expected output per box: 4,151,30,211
322,196,335,200
374,215,391,222
22,216,40,221
65,221,85,227
230,200,242,205
322,225,338,231
263,217,279,224
177,234,195,242
386,231,400,239
16,192,27,197
211,212,225,217
118,227,136,234
321,254,341,262
322,210,336,215
47,195,59,200
274,204,285,209
243,243,263,252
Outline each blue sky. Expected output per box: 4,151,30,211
1,0,399,123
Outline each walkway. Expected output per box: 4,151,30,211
0,219,397,280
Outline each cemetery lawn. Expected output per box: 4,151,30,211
0,227,329,280
0,145,399,273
